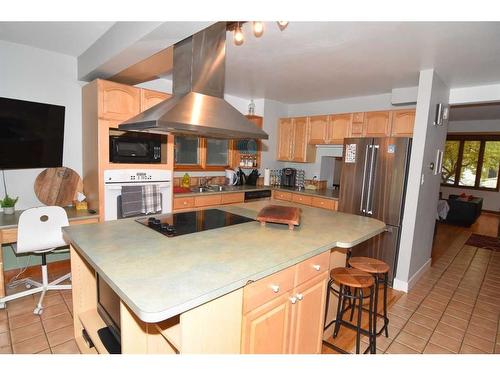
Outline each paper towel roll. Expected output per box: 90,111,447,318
264,168,270,186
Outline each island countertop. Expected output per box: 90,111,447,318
62,200,385,323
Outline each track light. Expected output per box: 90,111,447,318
253,21,264,37
233,23,244,46
277,21,289,31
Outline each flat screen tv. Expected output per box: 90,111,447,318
0,96,65,170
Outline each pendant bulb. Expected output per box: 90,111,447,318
277,21,289,31
253,21,264,37
234,23,244,46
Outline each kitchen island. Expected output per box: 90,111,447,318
63,199,385,354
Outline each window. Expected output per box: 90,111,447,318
174,136,199,165
206,139,229,166
174,136,230,170
441,135,500,191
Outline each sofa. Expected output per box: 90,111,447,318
445,194,483,227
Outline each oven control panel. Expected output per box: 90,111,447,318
104,169,172,183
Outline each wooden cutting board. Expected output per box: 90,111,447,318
256,205,301,230
34,167,83,207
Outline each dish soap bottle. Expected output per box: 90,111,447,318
181,173,190,188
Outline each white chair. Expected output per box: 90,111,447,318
0,206,71,314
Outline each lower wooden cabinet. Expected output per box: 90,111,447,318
291,193,313,206
241,293,293,354
241,252,329,354
289,273,329,354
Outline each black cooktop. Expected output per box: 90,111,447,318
135,209,255,237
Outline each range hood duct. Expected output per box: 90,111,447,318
119,22,268,140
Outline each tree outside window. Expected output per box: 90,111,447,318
441,136,500,191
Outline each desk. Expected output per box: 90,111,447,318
0,207,99,300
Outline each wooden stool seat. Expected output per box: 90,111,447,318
348,257,390,274
330,267,374,289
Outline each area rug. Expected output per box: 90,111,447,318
465,233,500,252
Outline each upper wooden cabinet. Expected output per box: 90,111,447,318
277,117,316,162
391,109,415,137
329,113,353,144
365,111,392,137
98,80,141,120
308,114,352,145
140,89,171,112
279,109,414,159
277,118,294,161
308,115,329,144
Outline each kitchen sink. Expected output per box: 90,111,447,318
190,185,240,193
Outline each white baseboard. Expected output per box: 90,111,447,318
393,258,432,293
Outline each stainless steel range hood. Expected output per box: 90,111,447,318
119,22,268,140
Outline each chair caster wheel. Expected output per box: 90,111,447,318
33,307,43,315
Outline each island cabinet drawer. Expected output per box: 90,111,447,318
295,251,330,286
291,193,313,206
274,191,292,201
194,194,222,207
243,265,296,314
173,196,195,210
220,192,245,204
311,197,336,210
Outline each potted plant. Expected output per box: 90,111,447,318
1,194,18,215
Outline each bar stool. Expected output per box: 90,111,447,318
348,257,390,338
323,267,376,354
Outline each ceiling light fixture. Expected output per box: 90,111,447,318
229,21,289,46
233,23,244,46
253,21,264,37
277,21,289,31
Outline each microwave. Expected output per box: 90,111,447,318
109,135,161,164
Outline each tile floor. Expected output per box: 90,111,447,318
0,284,79,354
326,229,500,354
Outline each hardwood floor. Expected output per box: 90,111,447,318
470,213,500,238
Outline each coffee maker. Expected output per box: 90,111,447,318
281,168,297,187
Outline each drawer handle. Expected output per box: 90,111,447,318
270,285,280,293
313,264,321,271
296,293,304,301
289,296,298,304
183,201,188,205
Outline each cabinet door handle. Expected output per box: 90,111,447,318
270,285,280,293
313,264,321,271
296,293,304,301
289,296,297,304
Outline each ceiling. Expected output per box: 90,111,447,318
0,22,115,56
1,22,500,104
222,22,500,103
450,103,500,121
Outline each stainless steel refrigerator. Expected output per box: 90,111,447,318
339,137,412,284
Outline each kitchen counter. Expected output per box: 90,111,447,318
175,184,339,200
0,206,99,229
62,200,384,323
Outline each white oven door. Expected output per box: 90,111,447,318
104,181,172,221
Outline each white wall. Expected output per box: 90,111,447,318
287,92,415,117
440,119,500,212
0,41,83,211
395,69,450,292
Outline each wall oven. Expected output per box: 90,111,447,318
109,135,161,164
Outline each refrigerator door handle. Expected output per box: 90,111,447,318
366,144,379,215
360,144,371,213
